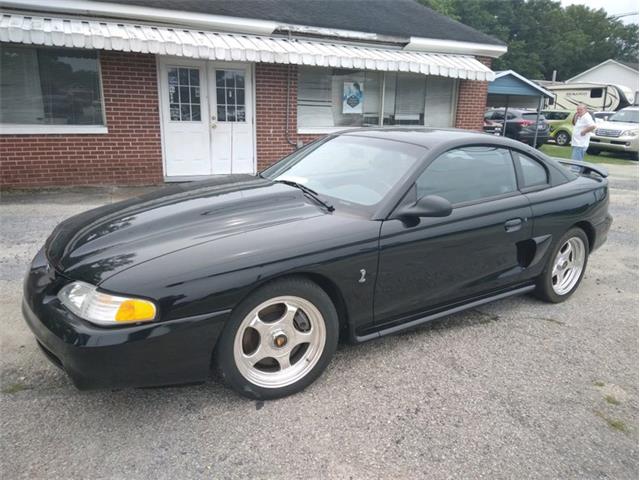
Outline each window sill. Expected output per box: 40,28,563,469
0,125,108,135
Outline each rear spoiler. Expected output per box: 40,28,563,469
554,158,609,178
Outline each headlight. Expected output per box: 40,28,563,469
57,281,157,326
622,130,638,137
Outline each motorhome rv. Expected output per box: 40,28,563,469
545,83,635,112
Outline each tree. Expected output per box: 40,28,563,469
419,0,639,80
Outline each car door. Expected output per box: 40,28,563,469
374,146,533,325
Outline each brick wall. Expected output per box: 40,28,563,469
1,54,493,187
454,56,492,131
0,51,163,188
255,63,321,171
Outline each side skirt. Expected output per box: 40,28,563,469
354,284,536,343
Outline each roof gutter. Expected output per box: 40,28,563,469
404,37,507,59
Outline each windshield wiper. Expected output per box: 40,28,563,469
274,180,335,212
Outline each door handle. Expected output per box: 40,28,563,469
504,218,523,232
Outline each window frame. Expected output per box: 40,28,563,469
0,45,108,135
296,68,459,134
510,148,551,193
409,144,523,210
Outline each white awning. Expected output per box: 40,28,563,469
0,12,495,81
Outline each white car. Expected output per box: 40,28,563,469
589,107,639,156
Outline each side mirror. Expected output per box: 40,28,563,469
396,195,453,219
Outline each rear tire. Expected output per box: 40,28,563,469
216,277,339,400
535,228,589,303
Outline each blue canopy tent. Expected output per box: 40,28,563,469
487,70,555,145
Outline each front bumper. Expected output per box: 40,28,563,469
590,135,639,153
22,249,229,390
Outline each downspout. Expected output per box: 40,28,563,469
285,63,297,147
284,32,298,147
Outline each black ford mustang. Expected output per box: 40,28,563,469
23,129,612,399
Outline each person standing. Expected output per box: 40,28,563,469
571,104,596,160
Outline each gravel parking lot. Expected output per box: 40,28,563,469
1,163,638,479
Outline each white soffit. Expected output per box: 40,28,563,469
0,12,496,81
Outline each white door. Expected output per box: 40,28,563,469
159,61,211,176
159,59,255,178
208,63,254,174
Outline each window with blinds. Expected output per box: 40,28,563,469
297,67,456,130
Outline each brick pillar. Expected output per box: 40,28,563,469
454,56,493,131
254,63,321,171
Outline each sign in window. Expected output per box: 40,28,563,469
216,70,246,122
168,67,201,121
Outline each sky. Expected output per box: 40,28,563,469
559,0,639,24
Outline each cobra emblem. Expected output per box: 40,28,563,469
358,269,367,283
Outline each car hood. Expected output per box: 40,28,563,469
45,175,325,284
596,120,638,131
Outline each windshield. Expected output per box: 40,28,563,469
609,110,639,123
263,135,425,207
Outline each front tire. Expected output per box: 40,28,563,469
535,228,589,303
216,277,339,399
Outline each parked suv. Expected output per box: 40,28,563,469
541,110,574,146
484,109,549,148
588,107,639,156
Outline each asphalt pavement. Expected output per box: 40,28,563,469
1,163,637,479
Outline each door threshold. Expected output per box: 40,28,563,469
354,284,536,342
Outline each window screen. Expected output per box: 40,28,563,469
515,152,548,187
416,147,517,204
0,45,104,125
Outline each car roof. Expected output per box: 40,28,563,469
336,127,517,149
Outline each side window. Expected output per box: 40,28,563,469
416,147,518,205
590,88,603,98
514,152,548,188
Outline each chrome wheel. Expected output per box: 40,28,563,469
233,296,326,389
551,237,586,296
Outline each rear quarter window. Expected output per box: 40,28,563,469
514,152,548,188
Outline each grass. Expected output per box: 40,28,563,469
604,395,621,406
1,382,29,394
595,411,627,433
540,144,636,166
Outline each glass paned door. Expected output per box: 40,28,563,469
160,59,254,177
160,60,211,177
209,64,254,175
